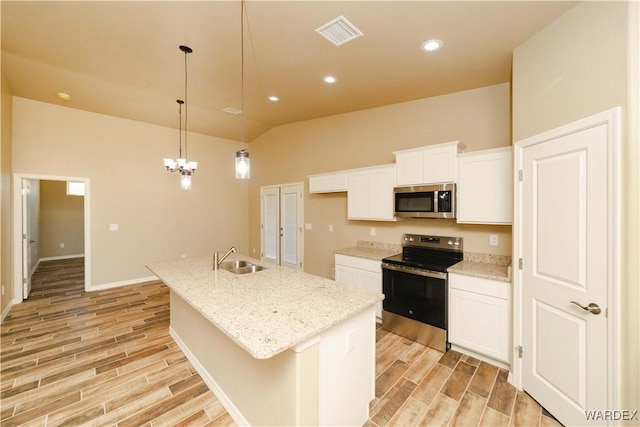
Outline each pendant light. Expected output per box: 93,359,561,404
163,45,198,189
235,0,250,180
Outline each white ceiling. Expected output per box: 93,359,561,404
1,1,577,142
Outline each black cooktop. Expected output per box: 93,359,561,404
382,234,463,273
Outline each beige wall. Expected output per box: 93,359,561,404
1,68,13,315
249,83,513,278
513,0,639,411
12,97,249,287
39,180,84,258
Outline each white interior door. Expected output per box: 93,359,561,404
261,183,303,269
21,179,37,299
261,187,280,265
518,110,619,426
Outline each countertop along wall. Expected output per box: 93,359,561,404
248,83,512,279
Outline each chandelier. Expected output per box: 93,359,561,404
164,45,198,189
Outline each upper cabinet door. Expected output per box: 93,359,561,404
394,141,466,186
456,146,513,224
308,171,347,193
347,164,396,221
394,150,424,186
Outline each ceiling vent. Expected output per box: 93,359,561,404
315,15,363,46
223,107,242,115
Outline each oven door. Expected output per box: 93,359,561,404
381,263,447,329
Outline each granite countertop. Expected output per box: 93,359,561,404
335,240,401,261
146,255,383,360
447,253,512,283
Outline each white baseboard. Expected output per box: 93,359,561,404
89,275,159,291
169,327,249,427
39,254,85,262
1,300,14,323
449,343,510,371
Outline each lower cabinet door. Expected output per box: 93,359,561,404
359,270,382,320
449,287,510,363
335,265,360,287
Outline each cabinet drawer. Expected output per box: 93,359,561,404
335,254,381,272
449,273,509,300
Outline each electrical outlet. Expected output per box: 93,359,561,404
59,242,65,249
181,254,187,259
490,234,499,246
329,224,333,232
2,285,5,296
370,227,376,236
109,224,119,232
305,223,312,230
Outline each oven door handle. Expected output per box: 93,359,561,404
382,263,447,280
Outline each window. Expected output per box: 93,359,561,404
66,181,85,196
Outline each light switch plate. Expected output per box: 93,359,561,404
109,224,119,232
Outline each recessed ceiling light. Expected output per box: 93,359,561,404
268,96,279,102
421,39,443,52
57,92,71,101
323,76,337,84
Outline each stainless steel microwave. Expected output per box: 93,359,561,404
394,183,456,219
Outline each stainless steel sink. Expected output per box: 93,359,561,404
219,260,252,270
219,260,266,274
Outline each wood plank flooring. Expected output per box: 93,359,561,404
1,258,562,426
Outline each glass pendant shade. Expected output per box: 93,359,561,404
181,173,192,190
235,150,250,179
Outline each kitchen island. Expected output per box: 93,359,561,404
147,254,383,426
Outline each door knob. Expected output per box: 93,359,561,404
570,300,602,315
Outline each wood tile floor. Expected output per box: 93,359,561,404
1,258,562,426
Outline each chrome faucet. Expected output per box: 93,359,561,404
213,246,236,270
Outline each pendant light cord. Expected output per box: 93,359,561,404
240,0,245,144
183,49,189,161
178,100,183,159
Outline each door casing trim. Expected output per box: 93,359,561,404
12,173,91,303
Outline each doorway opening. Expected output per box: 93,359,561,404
260,182,304,270
13,173,91,303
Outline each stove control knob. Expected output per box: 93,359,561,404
454,240,460,246
408,236,414,242
448,240,453,245
408,309,414,315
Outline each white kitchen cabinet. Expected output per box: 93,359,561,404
335,254,382,320
394,141,466,186
308,171,348,193
347,164,396,221
457,146,513,224
448,272,510,364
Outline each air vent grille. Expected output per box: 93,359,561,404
223,107,242,115
315,15,363,46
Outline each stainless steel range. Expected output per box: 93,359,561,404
381,234,463,352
